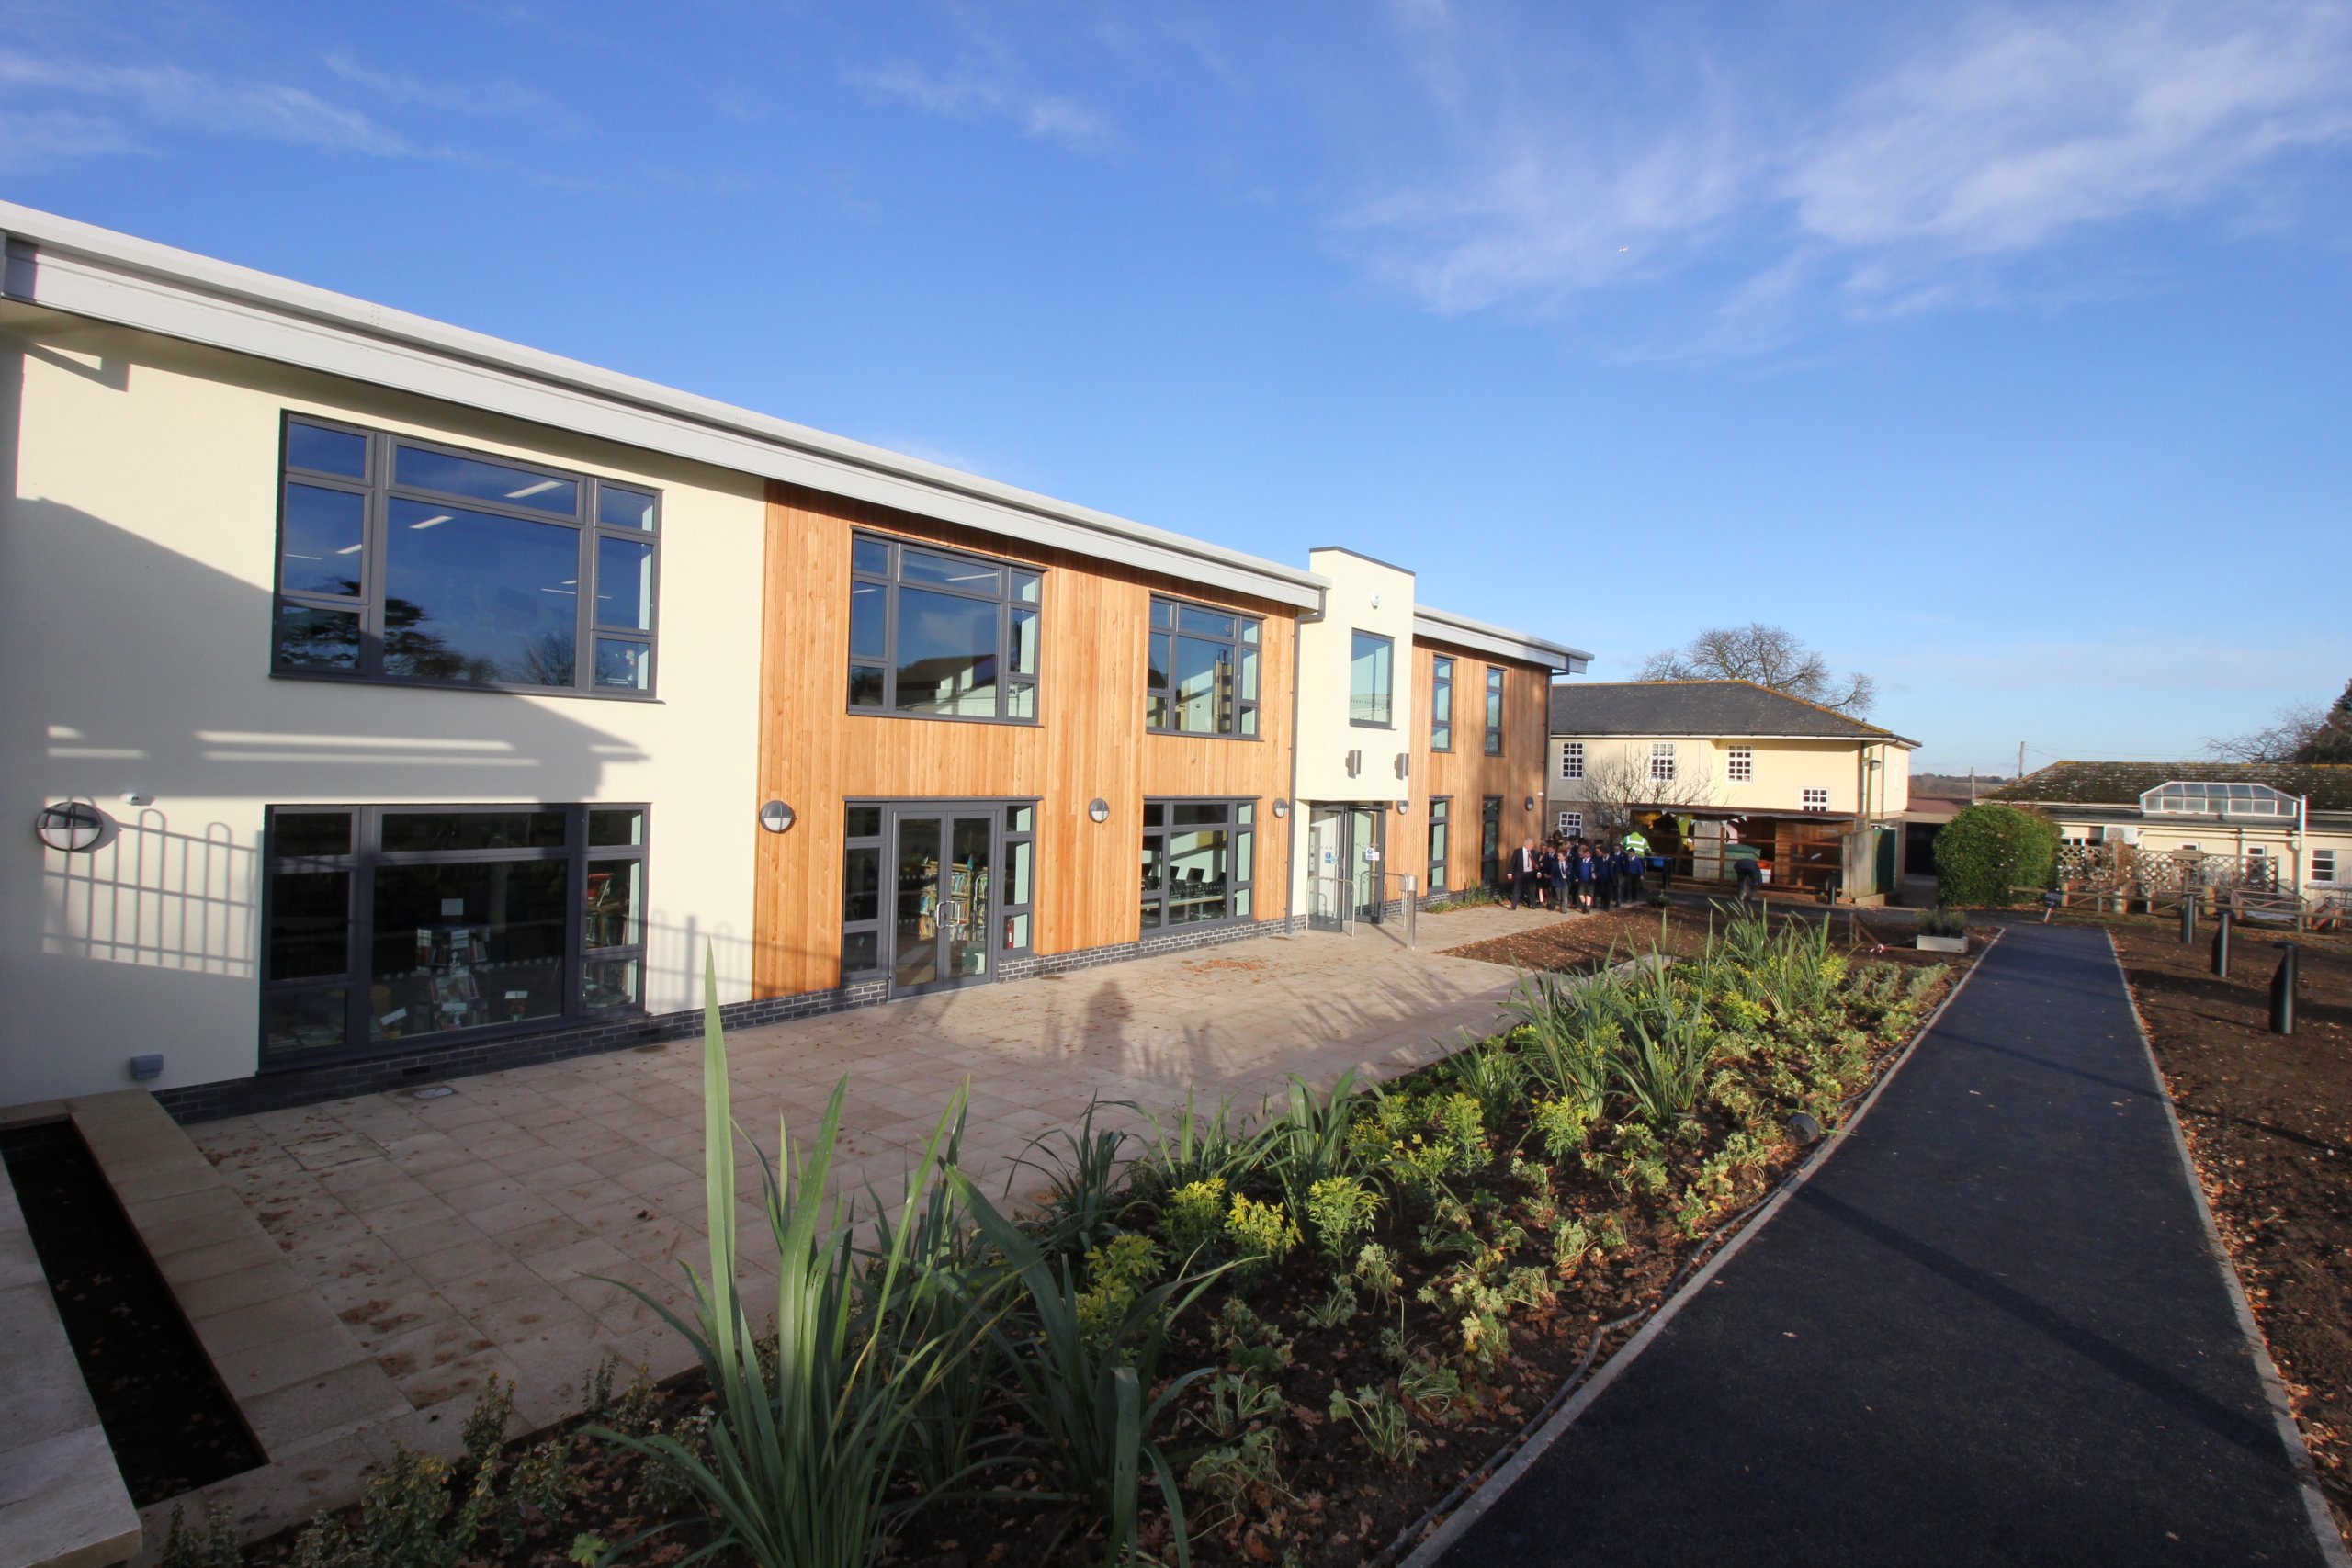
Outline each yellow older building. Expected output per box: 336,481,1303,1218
1547,681,1917,900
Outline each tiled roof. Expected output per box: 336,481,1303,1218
1548,681,1917,746
1992,761,2352,812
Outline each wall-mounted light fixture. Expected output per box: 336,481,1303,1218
757,800,797,834
1395,799,1410,814
35,801,108,853
1523,796,1537,811
1272,798,1290,818
1088,798,1111,823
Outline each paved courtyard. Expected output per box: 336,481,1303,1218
167,905,1555,1540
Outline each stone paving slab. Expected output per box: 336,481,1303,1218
121,905,1558,1557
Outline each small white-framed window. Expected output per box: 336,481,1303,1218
2312,849,2339,883
1558,811,1582,837
1650,742,1676,784
1560,741,1584,781
1727,745,1753,783
1802,787,1829,813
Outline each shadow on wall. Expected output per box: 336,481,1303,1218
0,495,668,1098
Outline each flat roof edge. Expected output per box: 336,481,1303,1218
1413,604,1590,673
0,202,1326,607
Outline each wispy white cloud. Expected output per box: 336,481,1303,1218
0,47,424,157
319,51,574,130
1344,1,2352,327
854,63,1114,152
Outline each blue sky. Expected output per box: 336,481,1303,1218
6,0,2349,776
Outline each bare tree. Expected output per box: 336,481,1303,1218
1569,749,1721,839
2206,679,2352,764
1638,623,1877,716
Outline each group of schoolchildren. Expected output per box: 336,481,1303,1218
1502,836,1649,913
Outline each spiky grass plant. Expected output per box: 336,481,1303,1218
600,951,983,1568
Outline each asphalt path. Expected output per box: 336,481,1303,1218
1435,922,2336,1568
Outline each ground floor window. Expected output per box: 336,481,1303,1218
1480,796,1502,886
1142,799,1255,931
1426,797,1450,893
260,804,647,1065
2313,848,2339,883
1557,810,1583,838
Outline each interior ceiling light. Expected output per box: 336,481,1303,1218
506,479,565,500
409,513,452,530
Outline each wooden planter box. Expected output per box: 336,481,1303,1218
1915,933,1968,953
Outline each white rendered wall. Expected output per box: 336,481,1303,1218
0,308,766,1104
1290,549,1419,900
1547,735,1910,819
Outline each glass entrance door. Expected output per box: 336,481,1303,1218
1348,805,1384,924
888,811,996,997
1307,806,1345,931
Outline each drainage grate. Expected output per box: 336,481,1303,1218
0,1121,266,1504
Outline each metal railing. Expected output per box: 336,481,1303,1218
1306,873,1419,948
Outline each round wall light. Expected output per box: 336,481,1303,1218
35,801,109,854
1272,798,1290,818
1088,798,1111,823
1395,799,1410,814
757,800,796,834
1524,796,1537,811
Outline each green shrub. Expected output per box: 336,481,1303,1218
1917,906,1968,937
1933,804,2060,907
1224,1193,1300,1268
1327,1383,1426,1469
160,1503,243,1568
1528,1096,1591,1160
1076,1235,1165,1352
1165,1179,1227,1258
1304,1175,1379,1260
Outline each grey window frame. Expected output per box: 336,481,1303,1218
257,802,650,1069
1559,740,1584,780
1484,667,1505,755
1350,630,1395,728
1147,595,1262,739
840,798,1037,982
1480,795,1503,886
1001,803,1037,953
1430,656,1454,751
1140,797,1257,931
272,413,661,698
847,532,1040,725
841,805,887,977
1426,795,1451,892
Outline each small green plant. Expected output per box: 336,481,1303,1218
461,1374,516,1474
1077,1233,1166,1351
1304,1174,1379,1260
1226,1192,1301,1269
1014,1096,1137,1259
1529,1096,1592,1160
1166,1178,1228,1258
160,1502,243,1568
1195,1370,1287,1440
286,1515,363,1568
1328,1383,1427,1469
1185,1427,1290,1531
1551,1218,1590,1278
1917,907,1968,938
1353,1243,1403,1303
576,1357,617,1421
1301,1276,1359,1329
1212,1296,1296,1377
567,1535,610,1567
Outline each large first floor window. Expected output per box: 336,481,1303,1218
274,415,661,695
1427,797,1451,892
1559,740,1583,780
849,533,1040,722
1351,631,1394,727
1142,799,1256,931
1148,597,1261,736
260,804,648,1064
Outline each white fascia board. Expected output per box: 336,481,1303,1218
0,204,1326,610
1552,729,1922,749
1413,604,1591,672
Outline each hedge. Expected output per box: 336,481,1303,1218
1933,804,2060,907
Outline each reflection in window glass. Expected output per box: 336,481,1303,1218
596,485,658,531
1139,799,1255,931
384,500,579,686
594,536,655,629
277,604,361,670
1426,800,1450,892
850,665,886,708
894,587,1001,716
272,812,353,858
585,860,641,948
266,871,349,979
846,806,883,838
1007,839,1033,905
263,987,349,1055
288,421,368,478
396,445,579,514
594,639,652,691
842,930,879,972
850,582,886,659
901,548,1001,594
844,845,881,922
280,484,367,597
584,956,640,1009
1148,597,1261,737
853,537,888,574
380,811,567,852
1351,632,1393,726
1430,657,1454,750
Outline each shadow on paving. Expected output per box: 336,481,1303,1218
1439,923,2333,1568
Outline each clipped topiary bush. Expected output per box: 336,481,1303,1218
1933,804,2060,907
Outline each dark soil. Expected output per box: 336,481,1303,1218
2107,917,2352,1544
1,1120,266,1505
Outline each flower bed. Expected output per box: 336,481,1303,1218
190,908,1962,1568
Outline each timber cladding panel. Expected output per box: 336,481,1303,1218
1410,640,1551,893
752,480,1297,999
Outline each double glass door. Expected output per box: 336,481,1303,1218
1306,804,1385,929
889,809,997,997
